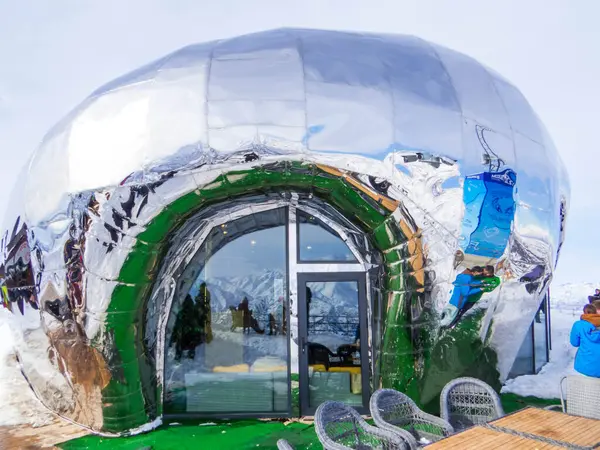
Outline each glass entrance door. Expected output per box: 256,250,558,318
297,273,369,416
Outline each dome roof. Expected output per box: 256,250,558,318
23,28,567,224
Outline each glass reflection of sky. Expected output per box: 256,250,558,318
515,204,556,247
299,218,357,262
196,226,287,280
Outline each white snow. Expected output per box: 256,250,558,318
0,282,596,426
502,282,600,399
0,308,54,427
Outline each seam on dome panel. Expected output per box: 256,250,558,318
482,64,519,164
207,98,306,103
204,46,215,150
208,123,306,130
294,32,309,151
416,36,462,115
378,38,397,153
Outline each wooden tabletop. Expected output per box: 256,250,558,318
426,425,563,449
490,407,600,448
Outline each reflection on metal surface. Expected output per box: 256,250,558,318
0,29,568,435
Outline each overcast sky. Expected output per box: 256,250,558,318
0,0,598,285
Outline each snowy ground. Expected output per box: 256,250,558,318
0,308,54,427
501,282,599,399
0,282,596,426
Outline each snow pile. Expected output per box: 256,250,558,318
0,308,53,426
502,282,600,399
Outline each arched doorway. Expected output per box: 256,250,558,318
162,201,371,417
99,163,421,432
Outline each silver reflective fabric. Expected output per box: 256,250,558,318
0,29,568,435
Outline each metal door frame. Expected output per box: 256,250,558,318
297,271,370,416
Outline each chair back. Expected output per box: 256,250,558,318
440,377,504,430
276,439,295,450
561,376,600,419
370,389,419,430
370,388,453,447
315,400,409,449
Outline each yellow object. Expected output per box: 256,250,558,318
212,364,250,373
330,366,361,374
252,365,287,373
1,286,8,309
350,374,362,394
309,364,361,374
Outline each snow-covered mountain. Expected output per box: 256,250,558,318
192,269,358,323
550,282,600,312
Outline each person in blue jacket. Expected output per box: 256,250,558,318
570,304,600,378
439,266,484,327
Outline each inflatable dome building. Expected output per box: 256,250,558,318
1,29,569,435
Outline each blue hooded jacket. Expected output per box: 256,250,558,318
570,320,600,377
448,273,482,309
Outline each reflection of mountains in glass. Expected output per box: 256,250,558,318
309,281,359,339
190,271,358,326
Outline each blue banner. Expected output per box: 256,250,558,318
459,169,516,258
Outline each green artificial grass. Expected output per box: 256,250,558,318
58,393,560,450
500,392,559,413
60,419,321,450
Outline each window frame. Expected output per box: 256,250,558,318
295,209,361,264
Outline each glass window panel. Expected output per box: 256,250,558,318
508,324,534,378
306,280,362,407
534,299,549,373
298,210,358,262
164,208,289,415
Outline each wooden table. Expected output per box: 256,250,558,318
427,407,600,449
490,407,600,449
426,425,564,449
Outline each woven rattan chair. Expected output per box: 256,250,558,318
544,376,600,419
440,377,504,431
370,389,454,449
315,400,411,450
277,439,295,450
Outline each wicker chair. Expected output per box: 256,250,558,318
315,400,411,450
545,376,600,419
277,439,295,450
440,377,504,431
370,389,454,449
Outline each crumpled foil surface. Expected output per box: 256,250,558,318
0,29,568,435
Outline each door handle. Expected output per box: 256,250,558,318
301,337,307,354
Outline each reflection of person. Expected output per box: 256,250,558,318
306,287,313,329
535,297,547,323
170,285,213,361
570,304,600,377
440,265,501,328
453,250,464,270
520,264,545,295
462,265,500,308
268,296,287,335
439,266,484,327
237,297,264,334
170,294,203,360
282,303,287,335
194,283,213,344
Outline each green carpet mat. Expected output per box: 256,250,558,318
59,394,560,449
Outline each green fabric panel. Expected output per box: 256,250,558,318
100,163,417,432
